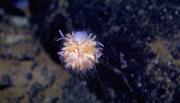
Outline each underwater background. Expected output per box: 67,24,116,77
0,0,179,103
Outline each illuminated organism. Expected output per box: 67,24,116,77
57,30,103,71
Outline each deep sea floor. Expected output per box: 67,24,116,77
0,0,179,103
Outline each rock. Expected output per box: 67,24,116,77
10,16,29,27
61,78,102,103
26,72,33,81
41,67,56,88
29,83,43,97
0,75,12,90
49,96,59,103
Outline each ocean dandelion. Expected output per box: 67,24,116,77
57,30,133,99
57,30,103,72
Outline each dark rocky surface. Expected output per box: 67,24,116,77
0,75,12,90
61,78,102,103
0,0,180,103
0,17,69,103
